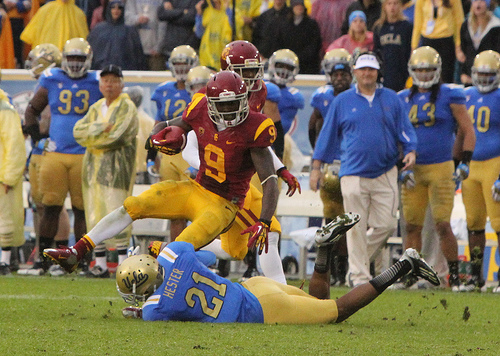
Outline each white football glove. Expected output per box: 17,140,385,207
122,307,142,319
37,138,57,152
127,245,140,257
147,160,160,178
400,170,416,190
453,163,469,183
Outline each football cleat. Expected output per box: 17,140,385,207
43,247,80,273
400,248,440,286
493,283,500,293
0,262,11,276
84,265,110,278
459,275,486,292
448,273,461,292
315,213,360,246
47,264,67,277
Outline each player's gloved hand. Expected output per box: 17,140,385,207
37,138,57,152
400,170,416,190
492,180,500,202
127,246,140,257
277,167,301,197
185,166,198,179
146,159,160,178
453,162,470,183
145,127,185,155
122,307,142,319
242,219,271,255
148,240,168,259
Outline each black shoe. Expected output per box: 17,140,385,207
459,275,485,292
448,273,461,292
17,260,50,276
0,262,11,275
239,267,260,282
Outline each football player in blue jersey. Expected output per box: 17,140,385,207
308,48,353,297
397,46,476,291
462,51,500,292
115,217,440,323
267,49,304,134
23,38,102,275
17,43,74,277
150,45,198,240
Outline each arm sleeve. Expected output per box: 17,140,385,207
181,130,200,169
269,146,285,172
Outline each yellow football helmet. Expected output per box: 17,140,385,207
62,38,93,78
168,45,199,81
185,65,214,96
25,43,62,79
321,48,352,83
408,46,441,88
116,254,165,306
471,50,500,93
268,49,300,86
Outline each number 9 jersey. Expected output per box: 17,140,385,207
39,68,101,154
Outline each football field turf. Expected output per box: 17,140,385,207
1,276,499,355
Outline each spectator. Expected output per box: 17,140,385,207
252,0,291,59
157,0,199,64
88,0,147,70
90,0,108,29
125,0,165,70
341,0,382,35
411,0,465,83
310,53,417,287
311,0,353,56
328,10,374,55
308,50,353,296
397,46,475,291
373,0,413,91
123,86,155,184
23,38,101,275
73,65,139,278
195,0,233,70
462,50,500,292
21,0,89,50
0,76,26,275
0,7,16,69
234,0,262,42
459,0,500,85
4,0,31,68
273,0,322,74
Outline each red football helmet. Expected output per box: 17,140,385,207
220,40,264,92
206,71,249,127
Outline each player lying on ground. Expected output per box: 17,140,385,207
117,213,440,324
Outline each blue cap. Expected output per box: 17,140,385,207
349,11,367,26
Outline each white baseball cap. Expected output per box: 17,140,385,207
354,54,380,70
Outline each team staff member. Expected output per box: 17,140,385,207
311,52,417,288
73,64,138,278
0,78,26,275
462,50,500,292
397,46,475,291
23,38,101,274
44,71,280,276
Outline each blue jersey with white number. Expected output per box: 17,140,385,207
398,84,465,165
142,241,264,323
276,85,304,133
151,81,191,122
39,68,101,154
465,86,500,161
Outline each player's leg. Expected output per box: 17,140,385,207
461,160,488,291
336,248,440,322
428,161,460,290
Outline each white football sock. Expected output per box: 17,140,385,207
259,232,286,284
201,239,234,260
95,256,108,271
86,207,133,246
1,249,11,265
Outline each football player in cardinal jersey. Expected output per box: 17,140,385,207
462,50,500,293
397,46,476,291
44,71,280,277
150,45,199,239
23,38,102,275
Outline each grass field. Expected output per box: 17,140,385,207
1,276,499,356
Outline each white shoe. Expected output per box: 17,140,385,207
493,285,500,293
315,213,360,246
48,264,66,277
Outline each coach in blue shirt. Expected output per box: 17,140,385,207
310,52,417,287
